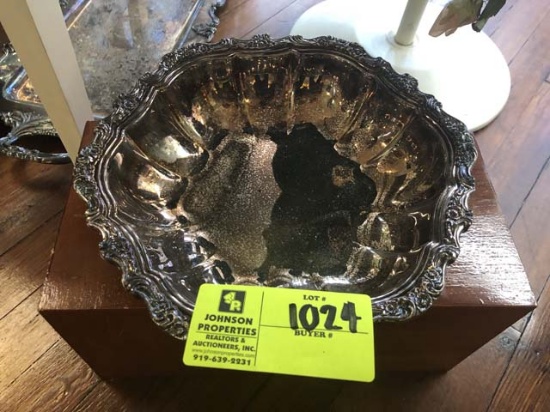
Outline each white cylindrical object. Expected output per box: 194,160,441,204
394,0,429,46
291,0,511,131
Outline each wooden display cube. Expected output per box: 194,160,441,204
39,123,535,378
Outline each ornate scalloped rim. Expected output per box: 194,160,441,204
73,35,477,339
0,110,70,164
191,0,227,42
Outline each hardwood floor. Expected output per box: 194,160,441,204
1,0,548,410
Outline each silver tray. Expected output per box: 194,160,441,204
0,0,225,163
74,35,477,339
3,0,226,116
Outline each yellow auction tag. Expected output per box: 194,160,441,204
183,284,375,382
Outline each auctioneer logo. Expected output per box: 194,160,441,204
218,290,246,314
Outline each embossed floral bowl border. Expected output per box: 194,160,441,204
74,35,477,339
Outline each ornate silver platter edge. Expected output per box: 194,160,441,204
74,35,477,340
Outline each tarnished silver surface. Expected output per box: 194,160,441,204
4,0,227,115
0,111,68,164
192,0,226,41
0,0,225,163
74,35,477,339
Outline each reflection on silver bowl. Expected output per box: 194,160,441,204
74,35,477,339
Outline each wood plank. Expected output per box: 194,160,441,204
510,153,550,298
0,289,60,393
476,7,550,168
481,0,519,37
73,382,137,411
483,0,550,63
245,374,344,410
0,340,98,412
73,369,268,411
217,0,249,18
511,313,532,334
214,0,298,40
0,161,71,255
333,327,521,411
488,278,550,411
0,214,62,319
0,160,60,200
438,155,533,308
483,83,550,225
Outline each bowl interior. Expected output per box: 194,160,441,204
105,46,452,308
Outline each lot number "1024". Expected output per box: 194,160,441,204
288,302,361,333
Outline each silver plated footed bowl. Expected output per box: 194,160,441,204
74,35,477,339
